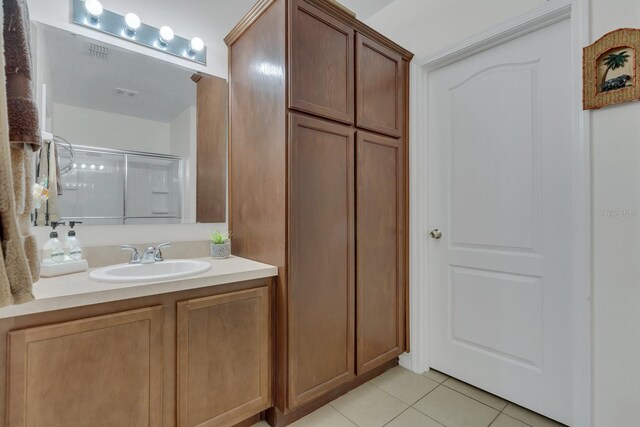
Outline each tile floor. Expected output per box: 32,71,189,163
253,367,566,427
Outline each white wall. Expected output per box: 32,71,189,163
365,0,546,58
366,0,640,425
52,103,171,154
590,0,640,424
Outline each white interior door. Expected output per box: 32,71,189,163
427,19,573,424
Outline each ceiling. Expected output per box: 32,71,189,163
337,0,396,19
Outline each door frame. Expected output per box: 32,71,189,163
401,0,592,425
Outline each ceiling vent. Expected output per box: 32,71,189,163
88,42,109,60
115,87,139,98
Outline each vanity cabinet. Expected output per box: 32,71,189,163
0,278,273,427
7,306,164,427
227,1,412,425
177,287,271,427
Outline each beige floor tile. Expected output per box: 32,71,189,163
330,382,408,427
251,422,271,427
290,405,356,427
371,366,439,405
503,404,566,427
442,378,508,410
490,413,530,427
421,369,449,383
385,408,444,427
414,385,499,427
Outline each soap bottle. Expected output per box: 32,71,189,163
65,221,83,261
43,221,66,263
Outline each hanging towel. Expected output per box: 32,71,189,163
4,0,40,150
0,0,41,308
35,142,60,226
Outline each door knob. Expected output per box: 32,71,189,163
429,229,442,240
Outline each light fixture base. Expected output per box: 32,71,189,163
71,0,206,65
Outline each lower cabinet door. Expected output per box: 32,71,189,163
7,306,164,427
356,131,405,374
289,113,356,408
177,286,271,427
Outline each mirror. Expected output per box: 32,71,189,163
30,22,227,226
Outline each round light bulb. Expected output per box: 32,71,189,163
81,164,86,169
85,0,103,20
189,37,204,53
124,13,141,33
158,26,174,45
90,164,96,170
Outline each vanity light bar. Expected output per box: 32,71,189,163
71,0,206,65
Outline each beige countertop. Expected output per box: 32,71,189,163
0,256,278,319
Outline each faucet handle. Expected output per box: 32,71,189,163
121,245,141,264
154,242,171,262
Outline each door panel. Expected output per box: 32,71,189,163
177,287,271,427
356,131,404,374
356,33,403,138
289,0,354,123
427,20,572,424
7,306,163,427
289,113,355,408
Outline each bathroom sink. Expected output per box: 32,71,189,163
89,259,212,283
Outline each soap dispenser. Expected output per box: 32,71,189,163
65,221,83,261
43,221,66,263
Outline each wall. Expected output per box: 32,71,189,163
589,0,640,424
52,103,171,154
365,0,546,58
366,0,640,425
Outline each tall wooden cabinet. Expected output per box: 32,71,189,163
226,0,412,424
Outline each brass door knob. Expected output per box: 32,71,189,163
429,229,442,239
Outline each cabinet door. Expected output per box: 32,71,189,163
356,33,404,138
7,306,163,427
356,131,405,374
289,113,355,408
177,287,271,427
289,0,354,124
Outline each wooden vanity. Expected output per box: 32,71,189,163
0,258,277,427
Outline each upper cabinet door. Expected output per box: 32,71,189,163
289,0,354,124
356,33,404,138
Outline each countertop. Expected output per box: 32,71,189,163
0,256,278,319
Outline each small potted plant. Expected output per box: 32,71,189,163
209,230,231,259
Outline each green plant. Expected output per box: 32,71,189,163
602,50,630,85
209,230,230,245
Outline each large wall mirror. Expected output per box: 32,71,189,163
31,22,227,227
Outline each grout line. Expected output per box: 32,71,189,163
440,381,508,412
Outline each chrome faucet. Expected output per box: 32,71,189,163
121,245,141,264
121,242,171,264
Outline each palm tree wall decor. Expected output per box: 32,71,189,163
583,28,640,110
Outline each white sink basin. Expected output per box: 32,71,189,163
89,259,212,283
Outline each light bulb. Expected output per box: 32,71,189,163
85,0,103,21
189,37,204,54
158,26,174,45
99,165,105,170
90,164,96,170
81,164,86,169
124,13,141,34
